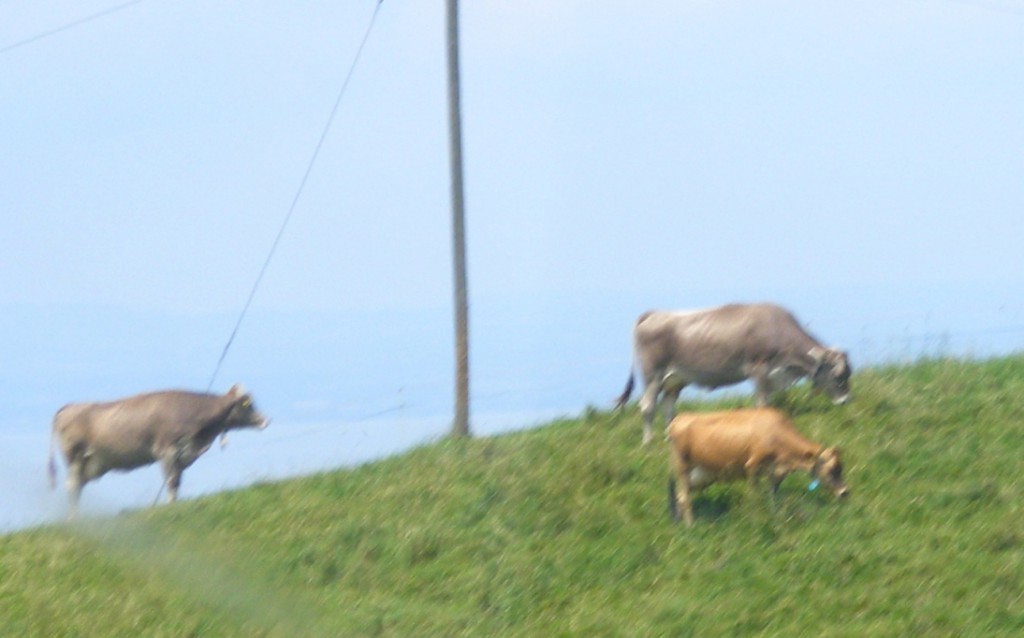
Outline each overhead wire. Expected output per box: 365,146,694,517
0,0,149,55
150,0,383,502
3,0,387,393
206,0,385,392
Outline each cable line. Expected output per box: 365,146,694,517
206,0,385,391
1,0,149,55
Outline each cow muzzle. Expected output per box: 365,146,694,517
832,393,852,406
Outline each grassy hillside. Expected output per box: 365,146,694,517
3,356,1024,636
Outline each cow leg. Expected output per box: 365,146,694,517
159,457,183,503
678,473,695,527
638,381,661,445
670,449,695,526
746,456,782,515
768,466,788,495
744,456,769,499
748,362,772,407
752,376,771,407
65,459,85,520
165,470,182,503
659,386,682,438
60,444,99,520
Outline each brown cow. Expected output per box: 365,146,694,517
48,384,269,517
666,408,848,526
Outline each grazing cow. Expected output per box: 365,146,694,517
615,303,852,444
48,384,269,517
666,408,848,526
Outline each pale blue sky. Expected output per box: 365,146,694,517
2,0,1023,419
3,1,1022,316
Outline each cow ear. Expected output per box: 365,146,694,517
808,347,827,374
809,451,822,474
829,348,849,369
229,385,253,408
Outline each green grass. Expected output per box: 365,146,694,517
3,355,1024,636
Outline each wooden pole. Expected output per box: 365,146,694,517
446,0,470,437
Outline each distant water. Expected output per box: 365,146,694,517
2,281,1021,531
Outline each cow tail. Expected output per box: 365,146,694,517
47,424,58,490
613,372,635,410
667,476,679,523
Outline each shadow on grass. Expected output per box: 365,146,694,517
678,484,839,529
689,490,740,524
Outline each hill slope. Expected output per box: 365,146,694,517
3,356,1024,636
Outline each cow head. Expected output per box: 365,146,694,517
811,447,849,498
810,347,852,405
224,384,270,430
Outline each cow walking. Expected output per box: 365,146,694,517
615,303,851,444
667,408,848,526
48,384,269,518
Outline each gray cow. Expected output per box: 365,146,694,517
615,303,851,444
48,384,269,517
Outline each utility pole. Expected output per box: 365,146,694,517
446,0,470,438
